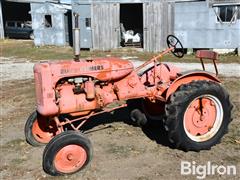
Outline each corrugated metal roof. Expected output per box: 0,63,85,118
208,0,240,3
60,0,71,4
29,2,71,14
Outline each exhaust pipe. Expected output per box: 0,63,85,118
73,13,80,61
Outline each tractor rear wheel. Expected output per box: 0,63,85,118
24,111,62,146
43,131,93,176
164,80,232,151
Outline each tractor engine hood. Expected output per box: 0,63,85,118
35,57,134,84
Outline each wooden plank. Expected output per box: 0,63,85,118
0,0,4,39
92,3,119,51
157,2,162,52
143,1,175,52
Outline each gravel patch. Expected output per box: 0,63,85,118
0,57,239,82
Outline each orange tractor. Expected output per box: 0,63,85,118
25,35,232,176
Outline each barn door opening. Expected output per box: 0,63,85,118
2,1,32,39
120,3,143,48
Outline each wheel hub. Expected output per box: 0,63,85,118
54,144,87,173
183,95,223,142
67,154,73,161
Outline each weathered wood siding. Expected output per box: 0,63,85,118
0,0,4,39
73,0,175,52
91,3,120,50
143,1,174,52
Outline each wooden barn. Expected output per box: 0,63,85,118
72,0,175,52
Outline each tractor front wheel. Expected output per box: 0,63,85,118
43,131,93,176
24,111,62,146
164,80,232,151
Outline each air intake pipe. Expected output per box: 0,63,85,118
73,13,80,61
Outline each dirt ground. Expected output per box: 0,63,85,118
0,74,239,180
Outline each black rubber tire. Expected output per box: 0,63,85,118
164,80,233,151
130,109,148,127
127,99,148,127
43,130,93,176
24,111,46,146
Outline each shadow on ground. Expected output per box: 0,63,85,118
68,106,174,149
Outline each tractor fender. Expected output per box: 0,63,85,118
166,71,220,100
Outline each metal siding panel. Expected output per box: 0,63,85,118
72,4,92,48
175,1,240,48
30,3,68,46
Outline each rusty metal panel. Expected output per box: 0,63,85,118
143,1,174,52
91,3,120,50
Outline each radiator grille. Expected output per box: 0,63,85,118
35,72,43,105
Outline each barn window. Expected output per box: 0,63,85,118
45,15,52,28
85,18,91,28
216,6,238,23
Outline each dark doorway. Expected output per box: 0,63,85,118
65,11,73,46
2,1,31,22
120,3,143,48
2,1,32,39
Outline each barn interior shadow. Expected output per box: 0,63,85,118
72,107,173,149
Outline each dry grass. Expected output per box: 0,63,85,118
1,39,239,63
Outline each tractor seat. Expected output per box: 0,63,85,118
196,50,218,61
195,50,219,75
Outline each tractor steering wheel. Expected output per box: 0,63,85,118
167,35,184,58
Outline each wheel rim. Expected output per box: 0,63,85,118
54,145,87,174
32,117,61,143
183,95,223,142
